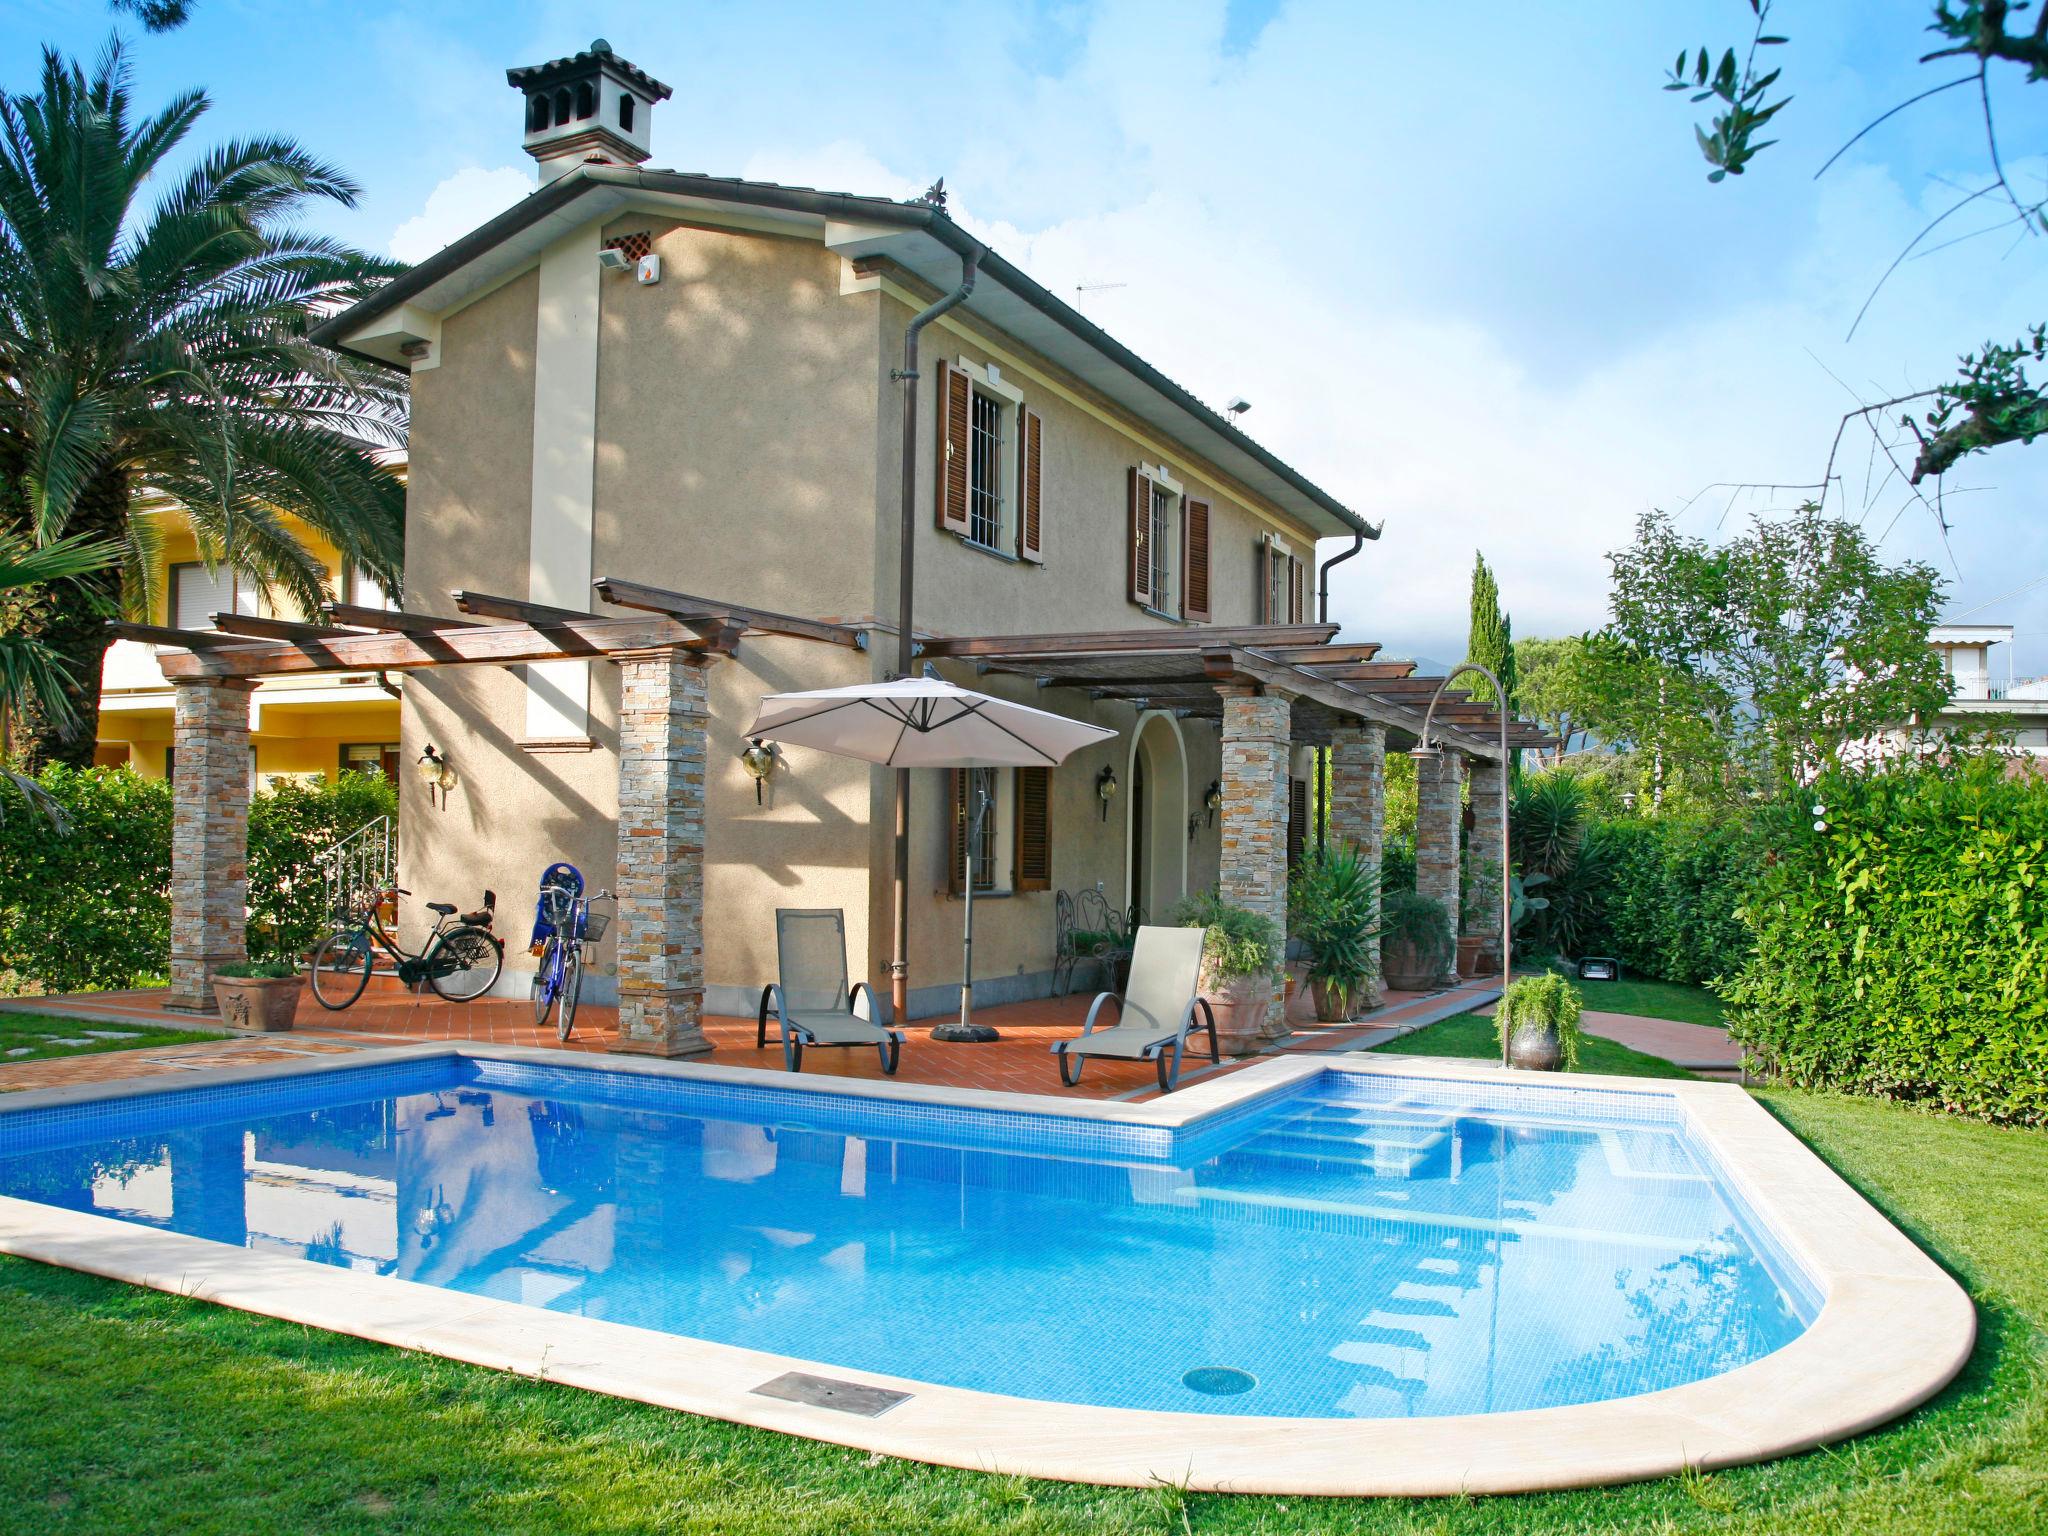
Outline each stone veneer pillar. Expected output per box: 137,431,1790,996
1218,686,1292,1032
1413,749,1466,926
1465,756,1508,975
166,678,255,1012
611,650,711,1058
1329,723,1388,995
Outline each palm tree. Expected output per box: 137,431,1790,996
0,529,116,825
0,40,408,767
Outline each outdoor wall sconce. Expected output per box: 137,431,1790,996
1096,764,1119,821
416,744,456,807
740,738,778,804
1203,779,1222,826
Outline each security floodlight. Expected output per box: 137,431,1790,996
596,246,632,272
1225,398,1251,418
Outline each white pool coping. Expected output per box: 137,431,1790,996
0,1044,1975,1497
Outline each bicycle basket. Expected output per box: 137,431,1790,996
579,909,610,942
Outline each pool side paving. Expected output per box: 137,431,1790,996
0,974,1509,1099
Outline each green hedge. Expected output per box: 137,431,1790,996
1582,816,1757,985
0,767,395,993
1725,756,2048,1125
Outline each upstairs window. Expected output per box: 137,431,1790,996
1257,535,1306,625
1129,465,1201,620
937,359,1043,564
171,562,256,630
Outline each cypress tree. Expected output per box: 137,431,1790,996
1466,553,1515,708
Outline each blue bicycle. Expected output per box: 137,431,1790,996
530,864,611,1040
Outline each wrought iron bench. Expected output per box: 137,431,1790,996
1053,888,1137,998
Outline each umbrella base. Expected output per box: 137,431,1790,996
929,1021,1001,1043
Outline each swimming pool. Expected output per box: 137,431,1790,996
0,1047,1973,1493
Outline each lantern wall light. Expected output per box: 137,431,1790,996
416,744,456,807
1096,764,1119,821
740,738,778,804
1203,779,1222,826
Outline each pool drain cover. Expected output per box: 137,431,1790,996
752,1371,911,1417
1181,1366,1257,1396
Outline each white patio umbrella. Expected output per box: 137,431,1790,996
746,676,1116,1041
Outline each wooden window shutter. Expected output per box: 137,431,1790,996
1182,499,1211,622
1288,776,1309,868
1013,766,1051,891
936,362,971,534
1018,408,1044,563
1127,467,1155,606
1287,555,1305,623
946,768,967,895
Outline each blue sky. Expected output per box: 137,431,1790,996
9,0,2048,672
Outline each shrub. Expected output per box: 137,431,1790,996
1379,888,1455,979
216,958,299,979
1584,816,1757,985
1167,890,1283,979
1495,971,1585,1069
1726,756,2048,1125
0,766,395,992
0,764,171,992
1289,843,1382,1003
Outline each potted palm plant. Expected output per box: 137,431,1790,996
1289,843,1382,1022
1493,972,1585,1071
211,958,305,1032
1379,889,1456,992
1168,891,1283,1056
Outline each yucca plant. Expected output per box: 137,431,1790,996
0,40,408,766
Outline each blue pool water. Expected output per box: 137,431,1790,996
0,1059,1817,1418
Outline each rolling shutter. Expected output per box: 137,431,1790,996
1127,467,1155,607
937,362,971,534
1018,408,1044,563
1182,498,1211,622
1013,766,1051,891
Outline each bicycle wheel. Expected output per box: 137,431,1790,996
531,938,558,1026
308,930,373,1011
558,944,582,1041
428,925,503,1002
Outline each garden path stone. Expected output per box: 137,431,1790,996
81,1030,140,1039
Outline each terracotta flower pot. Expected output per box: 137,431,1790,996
211,974,304,1032
1311,976,1359,1023
1199,969,1276,1057
1380,936,1444,994
1456,934,1485,979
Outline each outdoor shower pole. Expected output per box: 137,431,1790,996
1414,662,1512,1057
890,242,981,1030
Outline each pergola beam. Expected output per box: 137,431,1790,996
107,622,269,653
593,576,863,649
918,622,1338,659
321,603,480,634
1303,661,1418,681
155,614,736,679
1216,647,1498,758
1261,642,1383,664
210,613,366,644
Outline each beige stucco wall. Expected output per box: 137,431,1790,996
390,214,1332,1016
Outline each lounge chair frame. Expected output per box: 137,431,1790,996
1051,925,1220,1093
755,908,904,1075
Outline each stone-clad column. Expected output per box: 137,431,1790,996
1218,685,1291,1032
166,678,255,1012
1465,756,1508,976
1413,749,1466,935
611,650,711,1058
1328,724,1385,867
1329,723,1387,996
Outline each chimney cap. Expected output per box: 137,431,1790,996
507,40,672,102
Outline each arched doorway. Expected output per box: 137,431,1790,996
1125,712,1189,922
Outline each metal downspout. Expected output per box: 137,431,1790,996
1315,532,1365,853
890,242,982,1030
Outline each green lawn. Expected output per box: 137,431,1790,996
1545,968,1727,1029
1372,1009,1697,1079
0,1012,219,1065
2,1066,2044,1531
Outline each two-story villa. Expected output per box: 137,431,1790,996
288,38,1390,1027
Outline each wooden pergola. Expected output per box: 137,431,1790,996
130,580,1552,1049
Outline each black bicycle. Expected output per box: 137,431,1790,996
309,886,503,1010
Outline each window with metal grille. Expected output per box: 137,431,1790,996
968,388,1005,547
967,766,999,891
1150,484,1175,614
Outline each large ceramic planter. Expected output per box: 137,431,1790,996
211,974,304,1032
1311,976,1369,1023
1455,934,1485,979
1506,1021,1563,1071
1380,936,1445,994
1199,969,1276,1057
1283,960,1317,1025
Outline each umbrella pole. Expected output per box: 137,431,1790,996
932,786,999,1043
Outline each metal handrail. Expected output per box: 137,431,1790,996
316,815,395,925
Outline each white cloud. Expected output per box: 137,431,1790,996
389,166,536,264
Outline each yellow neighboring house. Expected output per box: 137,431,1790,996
95,509,401,788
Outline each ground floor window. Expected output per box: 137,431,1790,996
340,742,401,786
